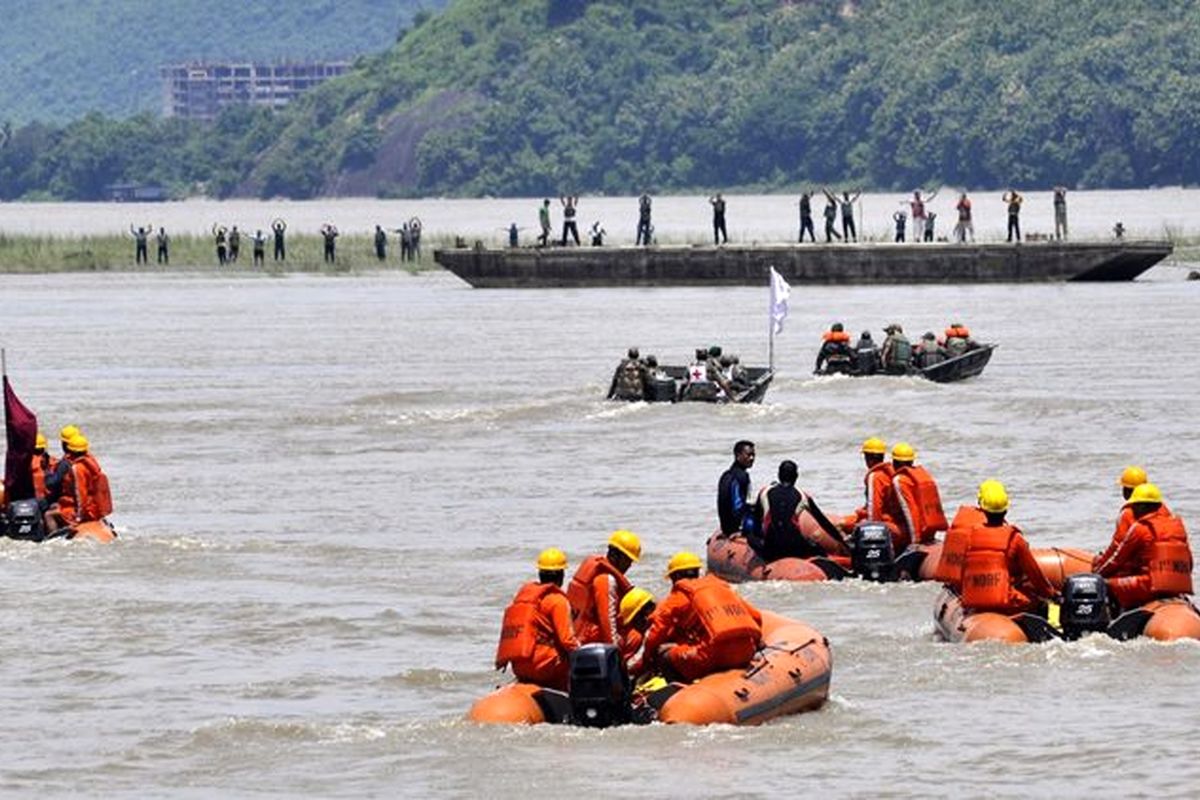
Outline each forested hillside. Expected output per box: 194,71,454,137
3,0,1200,199
0,0,445,123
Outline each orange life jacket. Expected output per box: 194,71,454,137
567,555,632,640
944,326,971,340
893,465,948,544
495,582,562,668
960,523,1018,611
30,451,56,499
1142,512,1194,596
675,574,761,645
822,330,851,344
59,454,113,523
934,505,987,586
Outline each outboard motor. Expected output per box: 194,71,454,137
1060,573,1111,640
5,498,45,542
850,522,896,582
568,643,632,728
644,375,678,403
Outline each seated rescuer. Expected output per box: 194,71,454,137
959,480,1056,615
643,552,763,682
853,331,880,375
617,587,656,676
890,443,948,550
1092,483,1193,612
757,460,849,561
494,548,579,691
30,433,58,500
45,434,113,534
1094,466,1156,567
880,324,913,375
567,529,641,645
683,347,718,400
42,424,81,507
933,495,989,590
913,332,948,369
717,440,759,538
610,346,646,400
815,322,854,373
942,322,976,356
840,437,903,543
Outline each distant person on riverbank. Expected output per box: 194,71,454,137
892,211,907,242
228,226,241,263
321,224,338,263
924,212,937,242
709,193,728,244
637,193,652,245
506,223,522,248
1113,221,1125,239
822,194,841,242
840,190,860,241
954,193,974,242
907,190,936,243
156,227,169,264
130,225,150,265
799,192,815,242
252,230,266,266
272,219,287,261
538,199,551,247
1053,186,1068,240
590,221,606,246
1003,189,1023,242
398,223,412,261
410,218,423,261
561,197,580,246
374,225,387,261
214,225,228,265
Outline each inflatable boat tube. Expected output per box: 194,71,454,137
68,520,117,543
706,530,848,582
931,586,1056,643
1108,598,1200,642
1031,547,1093,589
469,611,832,726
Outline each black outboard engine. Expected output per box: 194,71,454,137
568,643,632,728
5,498,45,542
644,375,678,403
851,522,896,582
1060,573,1111,640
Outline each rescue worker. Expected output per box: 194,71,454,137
682,347,718,401
609,347,646,400
840,437,903,547
890,443,948,550
959,480,1056,615
943,322,976,356
567,530,641,645
616,587,656,676
494,548,579,691
643,552,763,681
814,322,854,374
42,424,81,506
880,324,913,375
1093,467,1156,570
728,354,749,391
717,440,758,538
757,460,848,561
933,495,989,591
29,433,58,500
913,332,948,369
853,331,880,375
705,345,735,398
44,434,113,535
1092,483,1193,612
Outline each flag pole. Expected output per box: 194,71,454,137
2,347,6,376
767,271,775,372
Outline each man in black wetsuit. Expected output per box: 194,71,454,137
757,460,848,562
717,440,757,539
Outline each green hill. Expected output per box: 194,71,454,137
0,0,445,123
3,0,1200,199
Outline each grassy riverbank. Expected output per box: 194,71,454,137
0,233,447,274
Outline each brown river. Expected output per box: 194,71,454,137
0,196,1198,797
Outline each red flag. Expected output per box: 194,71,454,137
4,375,38,503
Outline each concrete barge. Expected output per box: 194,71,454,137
434,240,1172,287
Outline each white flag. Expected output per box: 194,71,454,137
769,266,791,336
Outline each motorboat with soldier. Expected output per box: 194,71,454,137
608,346,774,404
813,321,995,383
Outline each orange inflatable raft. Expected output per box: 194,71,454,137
469,610,831,726
706,530,847,582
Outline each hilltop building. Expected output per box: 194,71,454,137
161,61,349,121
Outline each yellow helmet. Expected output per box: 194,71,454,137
1125,482,1163,506
665,551,703,578
619,587,655,626
892,442,915,461
35,433,47,450
977,479,1009,513
60,424,81,442
862,437,887,455
1118,466,1148,489
65,434,89,454
535,547,568,572
608,529,642,562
